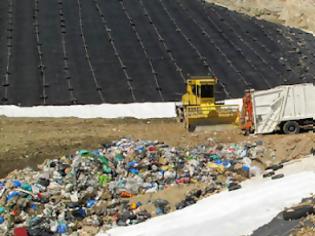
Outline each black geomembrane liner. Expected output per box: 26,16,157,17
0,0,9,101
39,0,69,105
0,0,314,106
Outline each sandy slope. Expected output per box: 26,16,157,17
207,0,315,34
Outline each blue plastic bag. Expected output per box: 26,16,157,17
128,161,138,168
86,199,97,208
12,180,22,188
129,168,139,175
7,191,20,201
242,165,250,172
57,222,68,234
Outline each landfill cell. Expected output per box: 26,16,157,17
0,0,314,106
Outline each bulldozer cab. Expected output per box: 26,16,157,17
183,76,217,106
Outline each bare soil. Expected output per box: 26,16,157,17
0,117,313,178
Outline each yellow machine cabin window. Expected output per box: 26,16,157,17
200,85,214,98
191,85,214,98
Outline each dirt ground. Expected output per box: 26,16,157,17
207,0,315,34
0,116,313,178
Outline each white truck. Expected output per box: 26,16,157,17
240,83,315,134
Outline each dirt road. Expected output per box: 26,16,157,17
0,117,313,177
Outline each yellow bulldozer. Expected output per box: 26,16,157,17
176,76,239,131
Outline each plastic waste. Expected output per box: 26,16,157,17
115,153,124,162
128,161,138,168
98,155,109,165
6,191,20,201
129,168,139,175
207,163,224,173
21,183,32,192
242,165,250,172
102,165,112,174
0,206,5,214
79,150,90,156
13,227,28,236
87,199,97,208
98,175,111,186
12,180,22,188
72,208,86,219
57,222,68,234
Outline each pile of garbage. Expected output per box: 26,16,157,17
0,138,267,235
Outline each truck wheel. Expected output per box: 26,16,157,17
283,121,300,134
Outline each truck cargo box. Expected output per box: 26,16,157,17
241,83,315,134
